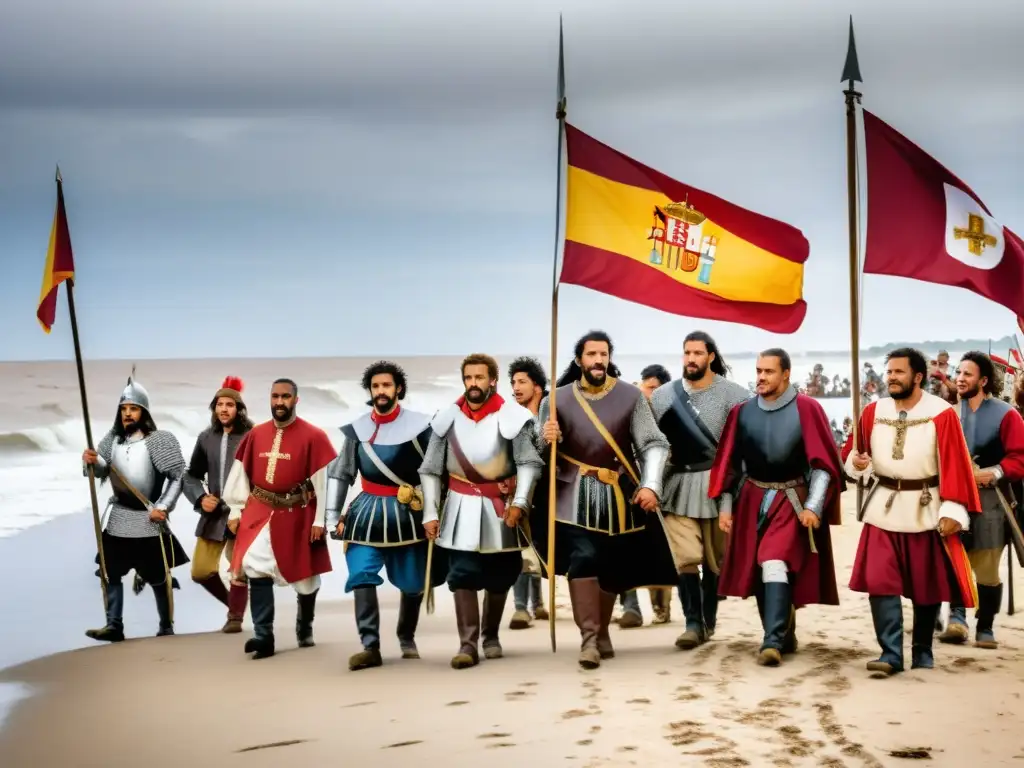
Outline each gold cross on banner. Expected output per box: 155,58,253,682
262,429,290,484
876,413,932,460
953,213,998,256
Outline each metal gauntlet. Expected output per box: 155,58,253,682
512,464,542,512
325,476,351,531
419,473,442,524
803,468,831,518
155,477,184,512
639,445,669,498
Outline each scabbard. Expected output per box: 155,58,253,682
993,484,1024,567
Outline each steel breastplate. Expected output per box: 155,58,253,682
444,416,515,481
735,398,808,481
110,437,164,508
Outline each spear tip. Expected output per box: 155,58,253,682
841,15,863,86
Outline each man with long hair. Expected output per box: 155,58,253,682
650,331,750,650
326,361,437,670
538,330,675,670
506,356,550,630
419,353,543,669
936,351,1024,649
709,348,843,668
182,376,255,633
81,372,190,641
844,347,980,676
224,379,337,660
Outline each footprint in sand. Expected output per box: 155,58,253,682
382,740,424,749
477,733,512,739
626,697,651,704
814,703,884,768
446,701,469,707
562,708,592,720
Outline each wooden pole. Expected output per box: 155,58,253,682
546,16,566,653
842,19,864,501
67,276,110,609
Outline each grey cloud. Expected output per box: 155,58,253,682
2,0,1021,117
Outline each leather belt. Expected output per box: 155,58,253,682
679,459,715,473
875,475,938,491
251,481,313,508
747,477,805,490
448,474,516,518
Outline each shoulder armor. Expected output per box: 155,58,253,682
497,400,534,440
340,422,359,442
430,403,461,437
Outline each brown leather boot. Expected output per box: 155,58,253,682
223,581,247,633
451,589,481,669
481,590,508,660
597,588,616,659
569,577,603,669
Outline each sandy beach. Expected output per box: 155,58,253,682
2,488,1024,767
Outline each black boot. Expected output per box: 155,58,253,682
757,581,791,666
867,595,904,676
152,581,174,636
674,573,705,650
244,577,276,659
296,589,318,648
349,587,383,670
481,590,509,660
975,583,1003,649
702,570,720,639
396,592,423,659
85,580,126,642
911,603,940,669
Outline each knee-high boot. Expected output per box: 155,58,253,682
223,581,247,633
296,588,318,648
85,580,126,642
349,586,383,670
911,603,940,669
396,592,423,659
451,589,481,669
152,581,174,636
675,572,705,650
702,570,720,638
974,583,1003,649
481,590,508,659
866,595,904,675
244,577,276,659
569,577,603,669
757,581,791,667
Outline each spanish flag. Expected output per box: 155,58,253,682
561,125,809,332
37,170,76,333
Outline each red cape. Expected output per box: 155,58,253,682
230,418,337,584
841,399,980,608
708,394,844,606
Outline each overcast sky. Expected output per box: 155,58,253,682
1,0,1021,362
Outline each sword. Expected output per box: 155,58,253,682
992,483,1024,567
423,539,435,615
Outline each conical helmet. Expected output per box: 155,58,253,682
119,366,151,411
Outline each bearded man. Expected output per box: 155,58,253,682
650,331,750,649
326,361,438,670
507,355,549,630
182,376,254,633
843,348,980,676
708,349,843,667
224,379,337,660
418,353,544,669
539,330,676,670
82,372,190,641
936,351,1024,649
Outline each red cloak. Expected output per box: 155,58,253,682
842,400,980,607
230,417,337,584
708,394,844,607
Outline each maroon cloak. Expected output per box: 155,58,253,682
707,393,844,607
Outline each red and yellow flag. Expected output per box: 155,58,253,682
561,125,809,332
37,173,76,333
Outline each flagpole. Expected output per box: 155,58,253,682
57,168,110,608
546,15,566,653
842,18,864,491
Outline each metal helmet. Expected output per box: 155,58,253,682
119,366,151,412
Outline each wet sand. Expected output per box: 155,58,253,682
2,490,1024,767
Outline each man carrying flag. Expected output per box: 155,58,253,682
843,348,981,677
